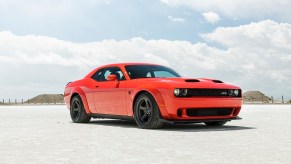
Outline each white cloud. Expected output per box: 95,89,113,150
0,31,221,99
202,20,291,49
161,0,291,20
202,20,291,95
1,20,291,99
168,16,186,22
202,11,220,24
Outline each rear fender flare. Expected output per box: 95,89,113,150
70,87,91,114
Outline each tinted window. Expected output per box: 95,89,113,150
91,69,104,81
125,65,181,79
154,71,177,77
91,67,125,81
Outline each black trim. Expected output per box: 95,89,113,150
212,80,223,83
160,116,242,124
186,108,232,117
185,79,200,82
91,113,134,120
175,88,242,98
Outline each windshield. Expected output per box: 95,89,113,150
125,65,181,79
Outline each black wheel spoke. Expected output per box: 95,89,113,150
137,98,152,123
145,100,150,108
139,106,147,112
72,100,80,118
73,107,79,112
141,113,148,122
74,112,79,118
76,101,80,106
148,109,151,115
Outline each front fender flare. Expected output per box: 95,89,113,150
131,87,170,119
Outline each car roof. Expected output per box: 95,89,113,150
101,62,161,67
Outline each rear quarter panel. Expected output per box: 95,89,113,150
64,78,97,114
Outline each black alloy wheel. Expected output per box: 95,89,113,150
137,98,152,124
70,95,91,123
134,92,163,129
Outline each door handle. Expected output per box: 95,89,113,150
95,85,99,88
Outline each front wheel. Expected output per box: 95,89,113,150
204,121,227,126
70,95,91,123
134,93,163,129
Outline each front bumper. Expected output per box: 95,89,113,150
158,96,242,120
160,116,242,124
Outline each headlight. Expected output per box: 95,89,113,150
234,89,239,96
228,90,233,96
174,89,180,96
182,89,188,96
174,88,188,97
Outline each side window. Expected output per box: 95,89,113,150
103,70,112,80
92,67,126,82
91,69,104,81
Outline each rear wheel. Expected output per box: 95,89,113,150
204,121,227,126
70,95,91,123
134,93,163,129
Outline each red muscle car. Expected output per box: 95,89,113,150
64,63,242,129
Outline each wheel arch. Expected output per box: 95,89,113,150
132,90,148,112
131,89,169,118
69,88,91,114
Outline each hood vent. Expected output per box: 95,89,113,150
212,80,223,83
185,79,200,82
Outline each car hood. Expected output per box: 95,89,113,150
132,77,240,89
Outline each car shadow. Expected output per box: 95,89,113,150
160,123,255,132
88,119,137,128
88,119,256,132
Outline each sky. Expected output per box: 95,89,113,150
0,0,291,100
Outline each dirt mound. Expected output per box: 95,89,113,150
26,94,64,104
243,91,271,103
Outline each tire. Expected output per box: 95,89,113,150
70,95,91,123
134,92,164,129
204,121,227,126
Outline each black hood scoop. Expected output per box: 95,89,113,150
212,80,223,83
185,79,200,82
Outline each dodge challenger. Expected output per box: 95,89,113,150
64,63,242,129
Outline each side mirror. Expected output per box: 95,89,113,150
107,74,117,81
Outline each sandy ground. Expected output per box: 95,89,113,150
0,105,291,164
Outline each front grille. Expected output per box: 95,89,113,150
187,89,241,97
186,108,232,117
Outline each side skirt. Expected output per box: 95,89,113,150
91,113,134,121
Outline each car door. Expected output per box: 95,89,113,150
91,66,127,115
